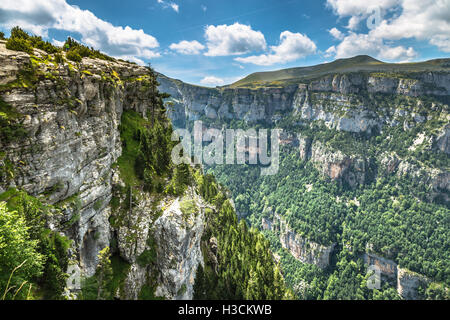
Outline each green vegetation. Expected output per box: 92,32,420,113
80,254,131,300
0,189,71,300
193,172,293,300
5,27,59,54
66,50,82,63
137,235,157,267
63,37,114,62
209,139,450,298
0,201,44,300
0,97,27,144
179,198,198,220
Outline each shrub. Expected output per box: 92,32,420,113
64,37,114,61
54,53,64,64
0,32,5,40
5,37,33,54
29,35,59,54
66,50,82,63
10,26,29,40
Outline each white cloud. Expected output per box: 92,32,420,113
204,23,266,56
326,0,401,29
0,0,160,62
235,31,317,66
327,0,450,53
430,35,450,53
329,27,344,40
332,32,417,61
326,0,400,17
200,76,225,86
324,45,337,58
52,38,65,47
170,3,179,13
169,40,205,55
157,0,179,13
370,0,450,52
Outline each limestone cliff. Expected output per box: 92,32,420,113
0,42,207,300
262,214,335,269
158,71,449,197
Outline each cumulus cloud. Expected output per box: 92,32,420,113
324,45,337,58
326,0,401,29
200,76,225,86
331,32,417,61
329,27,344,40
235,31,317,66
204,23,266,56
326,0,400,17
370,0,450,52
327,0,450,53
169,40,205,55
0,0,160,63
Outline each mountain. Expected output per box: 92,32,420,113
0,37,290,300
157,56,450,300
0,27,449,301
229,55,450,88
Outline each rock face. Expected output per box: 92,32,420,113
159,70,449,199
0,43,146,276
363,252,430,299
159,71,450,127
0,43,208,299
309,140,369,188
115,187,207,300
397,267,429,300
262,214,335,269
153,191,206,300
363,253,397,281
436,125,450,154
157,74,298,124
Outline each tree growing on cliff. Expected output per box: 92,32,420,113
0,202,45,300
96,247,113,300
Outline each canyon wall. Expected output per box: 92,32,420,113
0,42,207,299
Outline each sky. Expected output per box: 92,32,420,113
0,0,449,86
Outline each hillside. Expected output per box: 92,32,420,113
229,55,450,88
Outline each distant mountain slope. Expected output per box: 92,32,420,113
229,55,450,88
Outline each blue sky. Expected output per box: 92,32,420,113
0,0,449,86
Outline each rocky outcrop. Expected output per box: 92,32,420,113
363,252,430,299
298,134,312,160
153,190,206,300
113,187,207,300
262,214,335,269
380,152,450,202
435,124,450,154
397,267,429,300
363,253,397,281
308,140,369,188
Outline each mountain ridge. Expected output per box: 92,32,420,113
228,55,450,88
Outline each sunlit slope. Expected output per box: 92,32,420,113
229,55,450,88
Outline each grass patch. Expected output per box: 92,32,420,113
180,198,198,220
115,110,150,187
